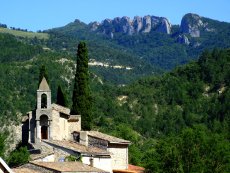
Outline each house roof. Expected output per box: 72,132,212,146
30,151,54,161
113,165,145,173
12,168,42,173
87,131,131,144
44,140,110,156
30,161,109,172
128,164,145,173
12,163,53,173
38,77,50,91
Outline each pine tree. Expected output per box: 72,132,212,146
56,85,68,107
71,42,92,130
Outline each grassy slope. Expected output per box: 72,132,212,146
0,28,49,39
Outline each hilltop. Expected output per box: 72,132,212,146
1,13,230,84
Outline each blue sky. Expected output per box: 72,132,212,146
1,0,230,31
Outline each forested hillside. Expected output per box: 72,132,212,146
0,32,229,171
95,49,230,172
45,13,230,71
0,13,230,172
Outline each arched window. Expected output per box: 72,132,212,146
41,93,47,108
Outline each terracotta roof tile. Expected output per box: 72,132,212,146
12,168,42,173
87,131,131,144
128,164,145,173
44,140,110,156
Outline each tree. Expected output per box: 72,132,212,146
144,126,230,173
56,85,68,107
71,42,92,130
0,133,6,158
38,65,49,85
7,146,30,167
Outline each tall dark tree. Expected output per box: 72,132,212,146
71,42,92,130
39,65,49,85
56,85,68,107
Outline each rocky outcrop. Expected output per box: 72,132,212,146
156,18,171,34
89,22,100,31
177,35,190,45
90,15,172,36
180,13,214,37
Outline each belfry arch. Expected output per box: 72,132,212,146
41,93,47,108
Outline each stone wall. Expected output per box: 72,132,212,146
51,110,81,141
108,144,129,170
82,156,112,173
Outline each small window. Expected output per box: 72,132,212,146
41,94,47,108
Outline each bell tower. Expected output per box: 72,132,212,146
35,77,52,142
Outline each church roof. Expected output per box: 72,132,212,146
44,140,110,156
52,103,70,115
87,131,131,144
38,77,50,91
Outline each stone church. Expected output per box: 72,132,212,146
24,77,81,143
22,77,132,173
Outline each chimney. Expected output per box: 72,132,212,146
80,131,88,146
90,156,94,167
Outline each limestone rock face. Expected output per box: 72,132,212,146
120,16,134,35
177,34,190,45
89,22,100,31
156,18,171,34
133,16,143,33
180,13,214,37
90,15,172,36
142,16,152,33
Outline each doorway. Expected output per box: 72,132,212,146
40,115,49,140
41,126,48,139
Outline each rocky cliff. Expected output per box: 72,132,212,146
89,15,172,37
180,13,215,37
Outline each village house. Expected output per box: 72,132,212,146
21,77,132,173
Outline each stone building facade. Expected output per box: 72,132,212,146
22,77,130,173
23,77,81,144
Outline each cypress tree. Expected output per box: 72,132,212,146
56,85,68,107
71,42,92,130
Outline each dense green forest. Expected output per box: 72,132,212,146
92,49,230,172
0,17,230,172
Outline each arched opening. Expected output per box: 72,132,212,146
40,115,49,140
41,93,47,108
41,126,48,139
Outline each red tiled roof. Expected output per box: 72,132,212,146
128,164,145,173
113,165,145,173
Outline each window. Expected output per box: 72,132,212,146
41,94,47,108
